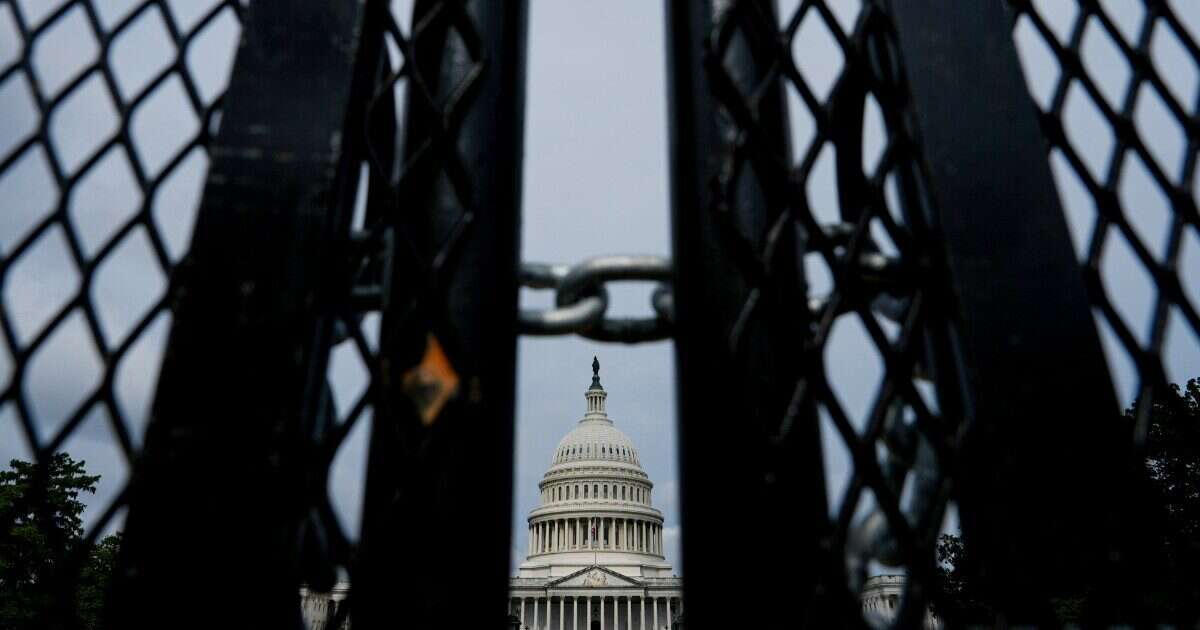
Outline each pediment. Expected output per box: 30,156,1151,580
549,565,641,589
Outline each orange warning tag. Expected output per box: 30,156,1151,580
402,334,460,426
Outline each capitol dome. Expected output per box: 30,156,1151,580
517,358,672,579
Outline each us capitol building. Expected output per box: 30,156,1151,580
507,358,683,630
302,359,931,629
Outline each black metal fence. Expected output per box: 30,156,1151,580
0,0,1196,628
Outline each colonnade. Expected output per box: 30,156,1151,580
528,516,662,556
511,595,681,630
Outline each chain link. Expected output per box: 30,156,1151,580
519,255,674,343
517,230,906,344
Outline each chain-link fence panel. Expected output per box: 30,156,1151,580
1010,0,1199,452
0,1,242,626
668,1,968,626
668,0,1197,626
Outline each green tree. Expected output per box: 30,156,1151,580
0,453,121,630
930,532,994,625
1139,378,1200,622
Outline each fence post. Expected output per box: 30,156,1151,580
886,1,1127,620
665,1,850,626
353,2,529,628
108,1,382,627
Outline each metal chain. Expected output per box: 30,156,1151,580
518,255,674,343
515,228,906,344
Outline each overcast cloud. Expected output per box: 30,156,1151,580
1,0,1198,585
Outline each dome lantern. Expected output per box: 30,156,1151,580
584,355,608,417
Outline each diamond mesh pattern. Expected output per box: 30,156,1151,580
0,3,256,628
303,2,489,627
0,0,242,598
0,0,493,625
702,0,960,624
698,0,1200,624
1008,0,1200,455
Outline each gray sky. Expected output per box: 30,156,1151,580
1,0,1198,586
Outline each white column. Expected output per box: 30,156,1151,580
600,597,605,630
586,598,592,630
627,595,632,630
653,598,658,630
666,598,672,629
574,597,579,630
520,598,526,628
640,597,645,630
559,597,564,630
534,597,540,630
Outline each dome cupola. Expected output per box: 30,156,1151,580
518,358,673,579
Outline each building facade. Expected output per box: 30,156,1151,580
507,359,683,630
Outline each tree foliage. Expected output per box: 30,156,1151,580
1140,378,1200,621
930,532,993,624
0,453,121,630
